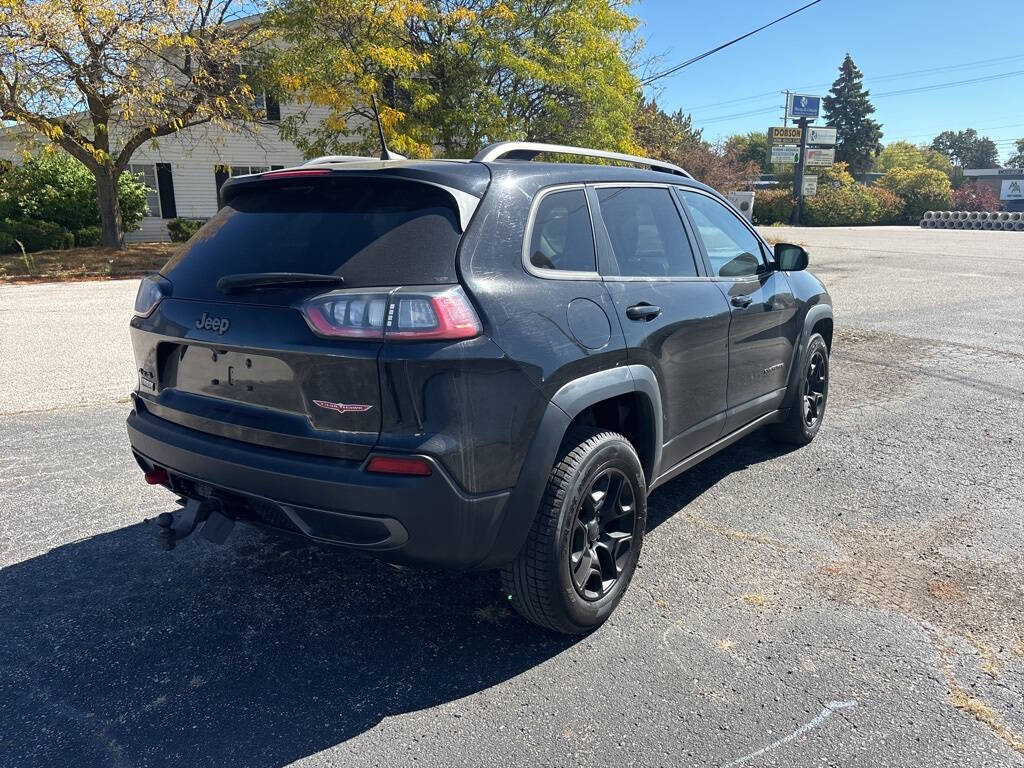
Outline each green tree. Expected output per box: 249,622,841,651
0,151,149,234
1005,138,1024,169
268,0,640,158
877,167,952,223
0,0,270,248
823,54,883,175
874,141,953,176
931,129,1000,168
724,131,771,174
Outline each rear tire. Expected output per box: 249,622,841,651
771,332,829,445
501,427,647,634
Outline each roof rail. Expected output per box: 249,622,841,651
472,141,692,179
303,155,383,165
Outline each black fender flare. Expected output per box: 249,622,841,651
782,303,833,410
474,365,663,569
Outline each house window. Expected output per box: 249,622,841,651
128,163,160,218
230,165,270,176
236,64,280,121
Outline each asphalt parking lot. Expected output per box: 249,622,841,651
1,226,1022,767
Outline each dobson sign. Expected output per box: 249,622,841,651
787,93,821,119
807,127,837,146
769,126,803,144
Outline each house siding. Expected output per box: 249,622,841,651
1,100,337,243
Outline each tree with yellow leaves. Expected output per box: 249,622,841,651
266,0,641,158
0,0,270,247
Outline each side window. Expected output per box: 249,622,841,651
528,188,596,273
680,190,766,278
596,187,698,277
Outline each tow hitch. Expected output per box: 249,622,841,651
154,498,235,550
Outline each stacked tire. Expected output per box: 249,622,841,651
921,211,1023,231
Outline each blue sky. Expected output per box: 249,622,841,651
636,0,1024,162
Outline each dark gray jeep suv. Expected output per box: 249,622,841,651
127,142,832,633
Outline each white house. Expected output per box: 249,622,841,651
1,94,335,242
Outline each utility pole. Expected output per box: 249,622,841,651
783,90,790,128
791,117,809,225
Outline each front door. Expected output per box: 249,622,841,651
591,185,732,472
677,189,799,434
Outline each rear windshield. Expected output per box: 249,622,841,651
162,178,463,297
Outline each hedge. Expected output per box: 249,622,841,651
0,219,75,253
74,226,103,247
167,218,207,242
877,167,952,224
753,189,795,225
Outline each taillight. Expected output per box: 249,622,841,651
134,274,171,317
300,285,481,341
366,455,433,476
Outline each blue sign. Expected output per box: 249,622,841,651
788,94,821,119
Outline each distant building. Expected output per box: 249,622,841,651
964,168,1024,212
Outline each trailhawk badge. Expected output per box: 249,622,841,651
313,400,373,415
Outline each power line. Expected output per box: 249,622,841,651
678,52,1024,113
640,0,824,86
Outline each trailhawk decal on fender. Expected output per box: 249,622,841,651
312,400,374,415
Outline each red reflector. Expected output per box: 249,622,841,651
366,456,432,476
144,468,169,485
261,169,332,179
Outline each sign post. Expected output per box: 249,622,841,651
784,94,822,226
792,118,810,225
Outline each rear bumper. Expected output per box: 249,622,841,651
127,400,511,569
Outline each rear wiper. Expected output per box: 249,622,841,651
216,272,345,293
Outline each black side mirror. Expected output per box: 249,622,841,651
774,243,809,271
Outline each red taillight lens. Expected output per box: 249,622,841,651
144,468,169,485
299,285,481,341
366,455,433,476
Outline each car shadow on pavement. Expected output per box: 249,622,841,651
0,431,793,768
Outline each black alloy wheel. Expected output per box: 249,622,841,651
803,347,828,428
569,468,637,601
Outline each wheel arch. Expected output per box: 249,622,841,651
782,303,833,411
474,365,663,569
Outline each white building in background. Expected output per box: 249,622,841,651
0,93,333,242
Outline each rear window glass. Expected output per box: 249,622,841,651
528,188,596,272
162,178,462,296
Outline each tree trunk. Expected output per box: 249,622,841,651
96,167,124,249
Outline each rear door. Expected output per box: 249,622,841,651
134,174,471,460
677,188,799,434
591,184,732,471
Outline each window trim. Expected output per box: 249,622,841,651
590,182,710,283
128,162,161,218
674,186,776,282
521,183,601,281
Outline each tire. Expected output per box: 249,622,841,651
501,427,647,634
771,332,829,445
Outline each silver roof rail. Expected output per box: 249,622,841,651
472,141,692,179
303,155,382,165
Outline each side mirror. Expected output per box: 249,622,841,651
774,243,809,271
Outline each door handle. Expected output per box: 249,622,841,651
625,303,662,321
731,295,753,308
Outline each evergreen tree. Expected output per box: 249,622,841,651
823,54,883,174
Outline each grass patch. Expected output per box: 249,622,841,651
0,242,177,283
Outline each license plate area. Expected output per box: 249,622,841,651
165,345,306,413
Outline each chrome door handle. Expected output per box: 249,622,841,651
731,295,753,308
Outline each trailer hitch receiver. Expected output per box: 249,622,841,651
155,498,223,550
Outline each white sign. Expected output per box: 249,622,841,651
807,127,837,146
805,148,835,167
770,145,799,164
802,175,818,196
1001,179,1024,201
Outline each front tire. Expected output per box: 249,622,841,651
771,332,829,445
501,428,647,634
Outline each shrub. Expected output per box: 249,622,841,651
0,230,15,254
951,181,1000,212
74,226,103,247
0,218,75,252
167,218,207,242
753,188,795,224
868,186,905,224
0,151,150,234
877,167,952,223
803,183,881,226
